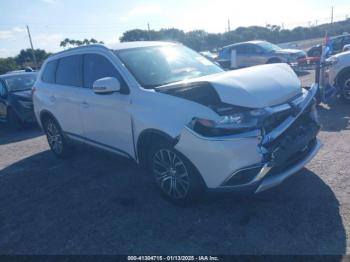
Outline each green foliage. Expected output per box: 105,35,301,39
60,38,104,48
15,49,51,68
0,58,17,75
119,19,350,51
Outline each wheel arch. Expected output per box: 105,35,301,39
136,128,178,166
266,57,282,64
335,66,350,87
39,110,60,128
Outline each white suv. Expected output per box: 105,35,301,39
325,51,350,102
33,42,321,204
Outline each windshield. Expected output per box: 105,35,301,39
116,45,223,89
2,74,37,92
257,41,281,52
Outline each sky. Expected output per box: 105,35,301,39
0,0,349,57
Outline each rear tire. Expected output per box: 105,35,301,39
7,108,23,130
43,117,72,158
147,141,205,205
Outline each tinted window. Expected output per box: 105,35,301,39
56,55,82,87
235,45,247,55
83,54,125,89
42,60,57,83
344,36,350,45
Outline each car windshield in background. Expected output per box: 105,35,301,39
257,41,281,52
3,74,37,92
116,45,223,89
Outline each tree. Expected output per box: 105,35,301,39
15,49,50,68
0,58,17,75
60,38,104,49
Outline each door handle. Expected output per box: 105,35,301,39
49,95,56,102
82,101,89,108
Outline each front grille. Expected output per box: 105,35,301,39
263,108,292,134
266,138,316,178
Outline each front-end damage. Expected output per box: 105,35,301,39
174,84,322,192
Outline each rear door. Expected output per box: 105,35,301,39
79,53,134,158
235,44,249,68
245,44,266,66
51,55,85,136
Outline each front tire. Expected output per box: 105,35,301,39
43,117,72,158
148,142,205,205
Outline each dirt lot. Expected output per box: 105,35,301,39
0,71,349,255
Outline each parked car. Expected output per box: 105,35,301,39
308,33,350,57
216,40,307,69
325,51,350,102
33,42,321,204
199,51,218,62
343,44,350,52
0,71,37,129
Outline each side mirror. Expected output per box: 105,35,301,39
93,77,120,94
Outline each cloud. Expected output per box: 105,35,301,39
0,27,26,40
32,33,64,52
128,5,162,17
40,0,58,4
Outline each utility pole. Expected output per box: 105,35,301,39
147,22,151,40
227,19,231,32
331,6,334,24
26,25,38,69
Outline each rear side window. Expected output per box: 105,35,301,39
236,45,247,55
83,54,125,89
42,60,57,83
56,55,82,87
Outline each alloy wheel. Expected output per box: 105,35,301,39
152,149,190,199
342,78,350,101
46,121,63,154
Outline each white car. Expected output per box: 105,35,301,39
325,51,350,102
33,42,321,204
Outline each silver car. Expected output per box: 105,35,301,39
217,40,307,69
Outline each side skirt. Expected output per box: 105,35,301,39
65,131,134,160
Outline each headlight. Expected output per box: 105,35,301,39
325,56,339,67
190,109,267,137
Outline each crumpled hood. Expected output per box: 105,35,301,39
177,63,302,108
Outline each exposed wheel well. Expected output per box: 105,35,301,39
266,57,282,64
336,67,350,87
136,129,178,168
39,110,59,128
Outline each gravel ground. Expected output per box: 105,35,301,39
0,70,349,255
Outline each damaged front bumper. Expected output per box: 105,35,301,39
175,85,322,193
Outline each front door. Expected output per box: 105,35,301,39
79,53,134,158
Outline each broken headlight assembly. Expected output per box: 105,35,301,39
190,109,267,137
